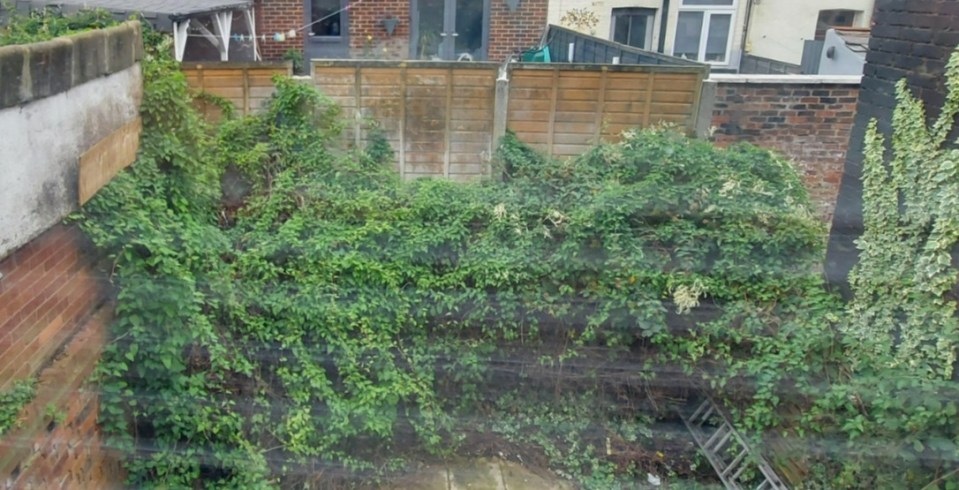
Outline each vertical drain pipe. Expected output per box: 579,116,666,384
657,0,670,53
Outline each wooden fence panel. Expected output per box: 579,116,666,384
508,64,707,158
180,61,706,179
182,62,292,116
313,61,499,181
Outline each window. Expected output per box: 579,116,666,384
816,9,859,40
310,0,341,37
673,0,735,64
611,8,656,50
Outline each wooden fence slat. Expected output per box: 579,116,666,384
595,67,608,142
399,65,407,179
354,65,362,148
547,69,559,156
444,67,453,178
643,73,656,127
242,67,250,114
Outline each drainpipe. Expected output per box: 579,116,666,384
657,0,670,53
739,0,755,70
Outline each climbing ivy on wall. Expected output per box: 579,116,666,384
801,51,959,489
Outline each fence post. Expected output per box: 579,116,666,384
695,80,717,139
492,65,510,179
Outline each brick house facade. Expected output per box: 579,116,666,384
254,0,548,62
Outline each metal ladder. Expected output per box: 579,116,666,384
679,397,789,490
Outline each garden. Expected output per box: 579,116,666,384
7,12,948,489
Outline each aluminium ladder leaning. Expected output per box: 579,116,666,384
679,397,789,490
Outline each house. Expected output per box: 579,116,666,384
546,0,875,73
2,0,549,63
255,0,549,62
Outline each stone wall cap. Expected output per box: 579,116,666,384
708,74,862,85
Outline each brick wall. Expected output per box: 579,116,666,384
0,226,105,389
825,0,959,291
0,225,123,488
257,0,548,61
488,0,548,62
255,0,304,60
709,77,861,222
348,0,410,59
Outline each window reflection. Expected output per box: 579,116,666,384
311,0,341,37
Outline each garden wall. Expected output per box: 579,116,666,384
705,74,861,222
826,0,959,292
0,21,143,488
0,21,143,259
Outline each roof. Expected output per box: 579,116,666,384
15,0,251,21
833,27,870,55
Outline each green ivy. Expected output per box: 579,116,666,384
80,24,950,489
0,379,37,437
0,6,116,45
795,49,959,489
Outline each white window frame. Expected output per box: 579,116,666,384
673,0,737,66
610,8,657,50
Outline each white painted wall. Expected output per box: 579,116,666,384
547,0,749,69
0,66,142,259
745,0,874,66
548,0,665,51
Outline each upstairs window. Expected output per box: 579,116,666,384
611,8,657,50
673,0,735,64
816,9,859,40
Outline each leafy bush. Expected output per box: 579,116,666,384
78,30,839,488
0,7,116,45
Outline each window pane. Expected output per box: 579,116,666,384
455,0,484,59
683,0,734,5
310,0,341,37
612,14,630,45
816,9,858,40
674,11,703,60
628,15,649,49
705,13,731,62
416,0,446,59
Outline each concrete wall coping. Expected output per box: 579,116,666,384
0,21,143,110
708,74,862,85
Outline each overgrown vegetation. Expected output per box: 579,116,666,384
0,379,37,436
0,6,116,45
73,22,959,490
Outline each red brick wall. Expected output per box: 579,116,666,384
488,0,548,63
349,0,410,59
0,225,105,389
710,82,860,222
0,310,123,488
255,0,305,60
257,0,547,61
0,224,122,488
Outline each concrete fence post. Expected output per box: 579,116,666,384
491,65,510,179
695,80,717,139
